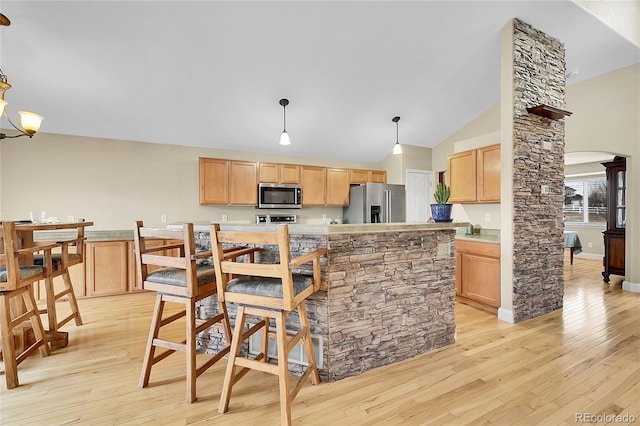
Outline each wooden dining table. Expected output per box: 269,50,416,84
12,221,94,348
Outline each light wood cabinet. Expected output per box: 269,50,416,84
259,163,300,184
456,240,500,309
86,241,130,296
448,144,500,203
229,160,257,205
301,166,327,206
201,156,387,207
477,144,501,202
199,158,229,204
326,168,351,206
199,158,257,205
350,169,387,184
369,170,386,183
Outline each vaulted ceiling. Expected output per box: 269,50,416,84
1,1,638,163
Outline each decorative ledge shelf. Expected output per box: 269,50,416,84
527,104,573,120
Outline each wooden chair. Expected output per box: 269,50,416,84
34,228,86,331
210,223,326,425
0,221,56,389
133,221,256,403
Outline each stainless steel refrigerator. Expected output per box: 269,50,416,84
342,183,406,224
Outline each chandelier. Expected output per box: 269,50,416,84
0,13,44,140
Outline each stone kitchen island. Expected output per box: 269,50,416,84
194,222,463,382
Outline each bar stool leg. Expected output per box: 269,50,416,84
298,302,319,385
139,294,163,388
219,305,246,414
186,300,197,403
62,270,83,326
275,311,292,426
44,276,58,331
24,287,51,358
0,292,20,389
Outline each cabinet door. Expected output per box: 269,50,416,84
350,169,369,184
259,163,300,184
369,170,386,184
326,168,351,206
229,161,257,205
259,163,279,183
461,253,500,307
301,166,327,206
86,241,129,296
280,164,300,184
448,150,477,203
477,144,500,202
199,158,229,204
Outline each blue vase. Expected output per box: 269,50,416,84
430,204,453,222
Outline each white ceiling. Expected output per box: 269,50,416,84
1,1,638,164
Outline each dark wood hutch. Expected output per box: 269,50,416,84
601,156,626,283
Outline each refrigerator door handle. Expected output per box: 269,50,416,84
384,190,391,223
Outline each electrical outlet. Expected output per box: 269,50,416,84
541,185,550,194
542,141,552,150
485,213,491,222
588,242,593,248
67,215,75,223
160,215,167,223
322,213,327,220
222,214,228,222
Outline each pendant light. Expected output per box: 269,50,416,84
279,98,290,146
392,116,402,155
0,13,44,140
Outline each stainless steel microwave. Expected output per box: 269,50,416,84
258,183,302,209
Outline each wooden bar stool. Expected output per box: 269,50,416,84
133,221,256,403
34,229,86,331
0,221,56,389
210,223,326,425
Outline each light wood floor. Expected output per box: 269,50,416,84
1,255,638,425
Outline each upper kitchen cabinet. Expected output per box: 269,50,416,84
350,169,387,184
448,144,500,204
326,168,351,205
229,161,258,205
301,165,327,206
199,158,257,205
448,150,477,203
476,144,501,202
199,158,229,204
259,163,300,184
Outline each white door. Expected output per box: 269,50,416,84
406,170,431,223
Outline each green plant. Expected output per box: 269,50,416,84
433,183,451,204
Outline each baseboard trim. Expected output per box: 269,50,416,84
622,280,640,293
498,308,514,323
574,253,602,261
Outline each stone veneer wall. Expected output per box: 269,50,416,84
323,230,456,381
194,229,456,382
511,19,566,322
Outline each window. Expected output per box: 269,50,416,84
564,176,607,224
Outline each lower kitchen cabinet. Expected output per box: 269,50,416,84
86,241,130,296
456,239,500,310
